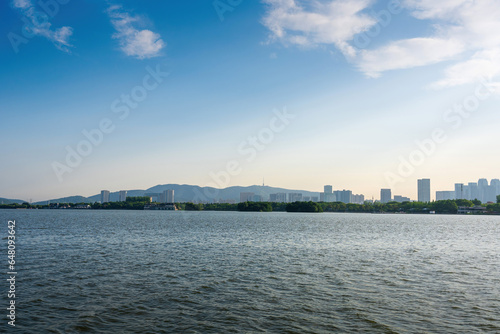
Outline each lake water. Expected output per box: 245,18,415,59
1,210,499,333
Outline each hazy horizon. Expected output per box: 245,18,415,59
2,1,500,202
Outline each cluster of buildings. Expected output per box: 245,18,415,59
240,185,365,204
437,179,500,203
319,186,365,204
100,189,175,204
241,177,500,204
240,192,320,203
145,190,175,204
100,190,128,203
380,178,500,204
97,177,499,206
380,179,430,203
379,189,412,203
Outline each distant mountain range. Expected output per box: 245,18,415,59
13,184,321,205
0,197,26,205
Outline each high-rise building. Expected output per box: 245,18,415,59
119,190,127,202
288,193,303,202
270,193,286,202
161,189,174,203
491,179,500,201
455,183,464,200
240,192,254,203
324,192,336,202
321,185,334,202
352,194,365,204
478,178,489,202
418,179,431,202
101,190,110,203
380,189,392,203
394,195,410,203
467,182,478,201
463,184,471,201
252,195,263,202
335,190,352,204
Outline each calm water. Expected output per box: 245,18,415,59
1,210,499,333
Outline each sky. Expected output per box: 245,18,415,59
1,0,500,202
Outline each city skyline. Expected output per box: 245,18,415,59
4,176,500,205
2,1,500,202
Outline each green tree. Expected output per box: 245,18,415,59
238,202,272,212
487,203,500,213
286,201,322,213
433,200,458,214
126,196,151,203
454,199,474,207
185,202,203,211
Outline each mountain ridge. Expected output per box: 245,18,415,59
28,184,321,205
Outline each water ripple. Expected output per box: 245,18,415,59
2,210,499,333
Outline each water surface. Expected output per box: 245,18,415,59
1,210,499,333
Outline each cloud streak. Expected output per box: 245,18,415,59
107,5,165,59
12,0,73,52
357,38,465,78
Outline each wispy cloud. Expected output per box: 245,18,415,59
107,5,165,59
357,38,465,78
359,0,500,84
262,0,376,57
430,49,500,90
12,0,73,52
13,0,31,9
261,0,500,91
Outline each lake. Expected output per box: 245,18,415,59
1,210,499,333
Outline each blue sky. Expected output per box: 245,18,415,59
1,0,500,202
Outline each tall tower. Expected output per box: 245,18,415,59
417,179,431,202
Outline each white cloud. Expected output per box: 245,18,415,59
403,0,469,20
430,49,500,89
262,0,376,54
12,0,73,52
53,26,73,45
357,38,465,78
107,6,165,59
13,0,31,9
261,0,500,90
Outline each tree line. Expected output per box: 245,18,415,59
2,198,500,214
